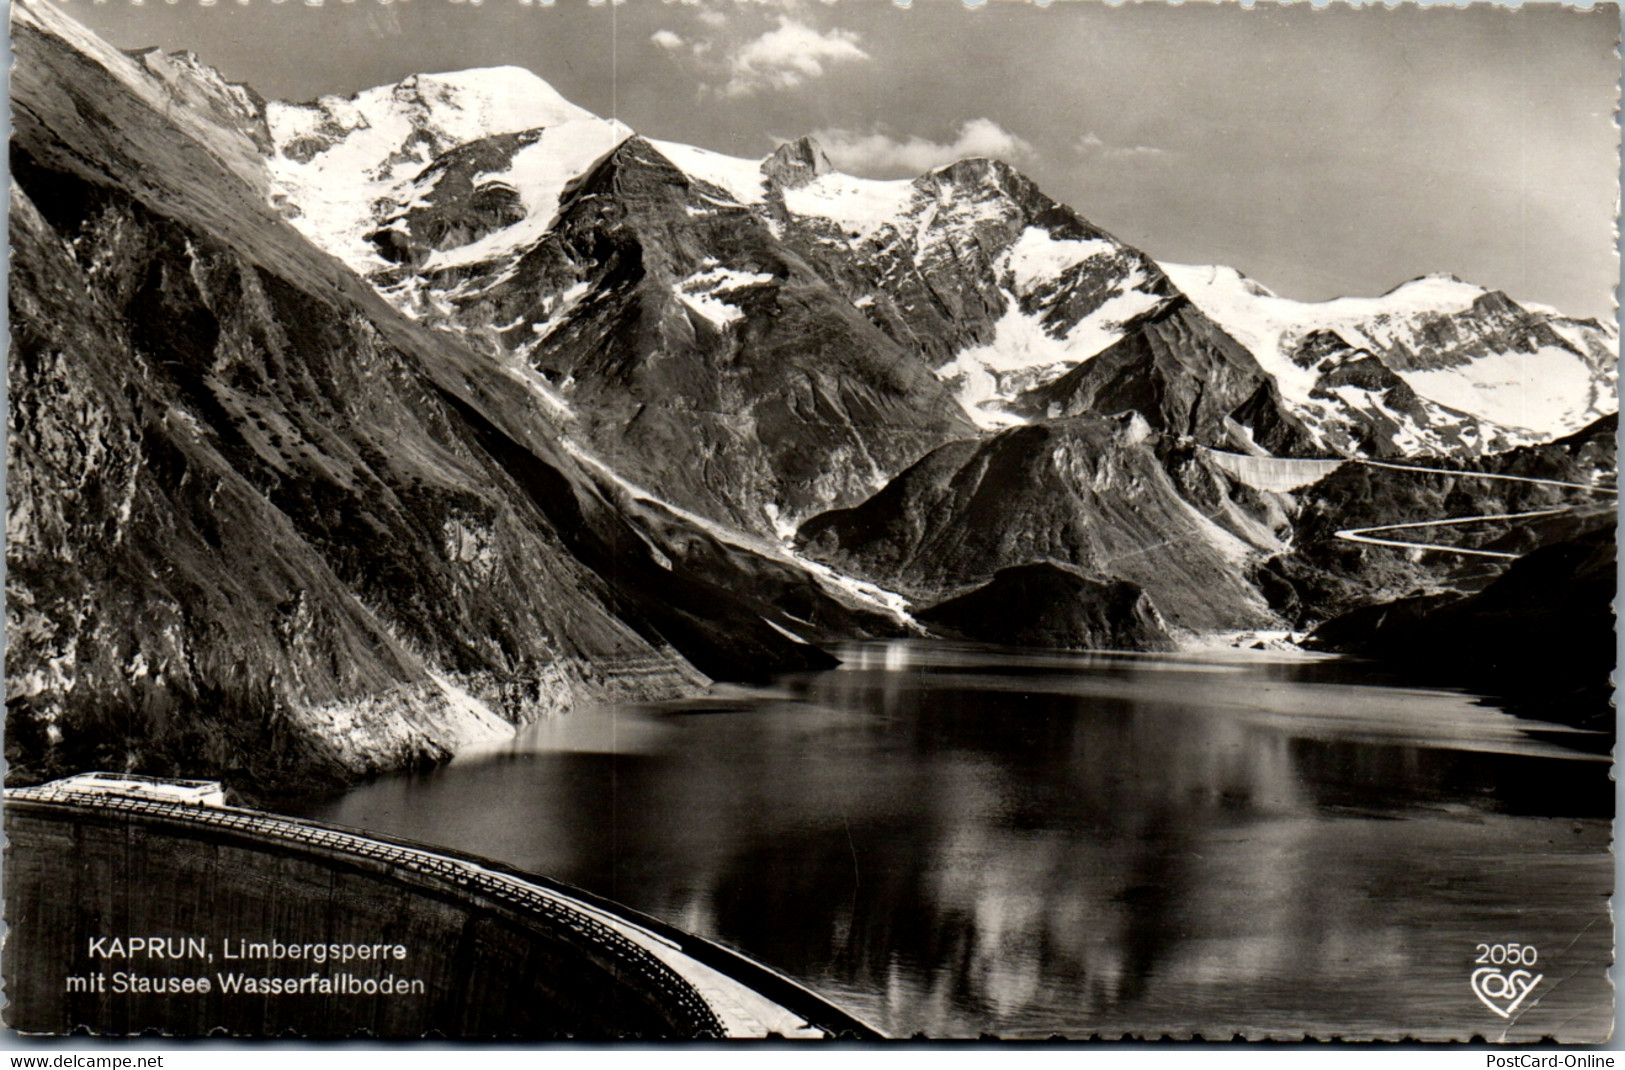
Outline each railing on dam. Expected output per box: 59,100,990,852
3,782,883,1039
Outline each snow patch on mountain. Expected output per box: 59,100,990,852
648,139,769,206
936,249,1168,429
1163,262,1615,441
267,67,601,270
780,171,918,239
675,265,775,327
497,359,575,421
16,0,271,191
418,118,628,272
1399,347,1599,434
1321,384,1464,456
522,281,592,346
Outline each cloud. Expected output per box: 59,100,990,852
657,8,868,98
1075,131,1170,161
718,16,869,97
810,119,1036,176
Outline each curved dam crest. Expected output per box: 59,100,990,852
2,780,880,1039
1198,449,1348,493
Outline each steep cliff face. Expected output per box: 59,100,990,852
797,415,1284,636
6,0,833,793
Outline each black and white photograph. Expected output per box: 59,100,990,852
3,0,1618,1043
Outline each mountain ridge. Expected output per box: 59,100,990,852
7,0,853,794
166,36,1610,468
8,0,1616,794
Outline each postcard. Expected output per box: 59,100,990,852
4,0,1617,1042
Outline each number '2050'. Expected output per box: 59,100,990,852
1476,943,1537,966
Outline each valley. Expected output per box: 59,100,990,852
5,0,1615,797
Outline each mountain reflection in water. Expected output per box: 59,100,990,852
292,642,1613,1040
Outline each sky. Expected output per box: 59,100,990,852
58,0,1622,320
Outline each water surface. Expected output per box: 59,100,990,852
291,643,1613,1040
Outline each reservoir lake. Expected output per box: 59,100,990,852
289,642,1614,1040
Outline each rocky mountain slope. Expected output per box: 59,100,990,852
1015,296,1319,456
1167,264,1617,450
915,563,1175,652
256,70,1615,476
279,117,980,533
6,0,857,794
8,0,1615,795
767,147,1179,430
797,414,1286,636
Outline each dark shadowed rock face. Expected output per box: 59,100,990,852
536,137,979,530
369,134,978,535
916,563,1174,652
762,136,835,189
798,415,1283,636
7,0,835,795
1018,298,1318,456
1304,525,1616,729
368,129,543,265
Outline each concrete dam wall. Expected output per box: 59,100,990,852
2,784,878,1039
1200,449,1347,493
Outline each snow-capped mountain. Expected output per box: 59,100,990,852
284,120,979,535
262,87,1186,435
767,146,1176,431
259,70,1614,461
1165,263,1617,449
8,0,866,792
266,67,619,271
11,0,1616,793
